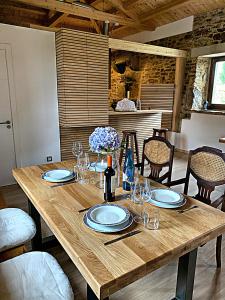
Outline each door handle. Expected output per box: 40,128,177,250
0,120,11,125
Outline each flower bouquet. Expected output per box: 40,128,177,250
89,127,121,188
89,127,120,154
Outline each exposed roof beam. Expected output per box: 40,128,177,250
107,0,139,20
109,38,187,58
82,0,101,34
48,12,69,27
123,0,140,10
14,0,138,27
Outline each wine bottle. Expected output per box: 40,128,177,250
104,155,116,202
123,148,135,191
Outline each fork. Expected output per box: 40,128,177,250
177,205,198,214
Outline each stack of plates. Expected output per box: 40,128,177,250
42,169,75,183
84,204,133,233
149,189,186,208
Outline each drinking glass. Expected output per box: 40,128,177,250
132,183,144,223
77,153,89,184
72,141,83,161
143,209,160,230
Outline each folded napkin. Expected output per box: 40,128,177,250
116,98,137,112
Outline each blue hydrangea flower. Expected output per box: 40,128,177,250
89,127,121,153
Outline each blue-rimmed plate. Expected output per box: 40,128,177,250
147,197,187,209
42,169,75,183
87,204,130,226
83,214,133,233
151,189,184,204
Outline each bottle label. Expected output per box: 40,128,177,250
104,175,116,193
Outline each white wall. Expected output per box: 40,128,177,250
173,113,225,152
124,16,194,43
0,23,60,167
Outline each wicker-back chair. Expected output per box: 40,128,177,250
170,146,225,267
140,136,174,183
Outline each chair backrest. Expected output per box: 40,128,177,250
184,146,225,204
141,136,174,183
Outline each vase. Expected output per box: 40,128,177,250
94,151,119,189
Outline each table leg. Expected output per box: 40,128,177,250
172,248,198,300
87,285,109,300
28,198,59,250
28,199,42,251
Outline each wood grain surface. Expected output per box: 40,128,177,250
13,160,225,299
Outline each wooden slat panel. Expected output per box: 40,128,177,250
140,84,174,130
109,113,162,156
56,28,109,129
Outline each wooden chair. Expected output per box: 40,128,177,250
169,146,225,267
140,136,174,183
153,128,169,139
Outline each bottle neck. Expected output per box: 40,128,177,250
107,155,112,168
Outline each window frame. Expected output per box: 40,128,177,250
208,56,225,110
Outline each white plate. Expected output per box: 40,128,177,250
83,214,133,233
87,204,130,226
151,189,183,204
44,169,73,180
42,170,75,183
148,197,187,209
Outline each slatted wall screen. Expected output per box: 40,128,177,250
60,127,96,160
140,84,174,130
109,113,162,156
56,28,109,128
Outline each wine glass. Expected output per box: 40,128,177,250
142,178,151,202
72,141,83,161
132,183,144,223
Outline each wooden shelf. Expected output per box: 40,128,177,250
190,109,225,116
109,109,173,116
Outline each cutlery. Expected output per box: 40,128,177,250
50,180,76,188
104,230,142,246
78,201,107,213
177,205,198,214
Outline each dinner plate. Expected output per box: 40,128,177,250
148,197,187,209
42,169,75,183
83,214,133,233
87,204,130,226
151,189,184,204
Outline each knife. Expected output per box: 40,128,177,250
104,230,142,246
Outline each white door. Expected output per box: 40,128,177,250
0,47,16,186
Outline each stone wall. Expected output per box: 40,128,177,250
110,8,225,113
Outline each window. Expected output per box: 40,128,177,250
208,57,225,109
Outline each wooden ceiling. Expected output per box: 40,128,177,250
1,0,225,38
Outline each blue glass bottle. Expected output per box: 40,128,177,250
123,148,135,191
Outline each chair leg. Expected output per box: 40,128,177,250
216,235,222,268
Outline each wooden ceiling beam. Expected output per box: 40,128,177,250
13,0,138,27
123,0,140,10
48,12,69,27
109,38,187,58
107,0,138,20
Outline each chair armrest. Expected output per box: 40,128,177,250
211,195,225,208
166,178,186,187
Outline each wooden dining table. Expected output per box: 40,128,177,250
13,160,225,300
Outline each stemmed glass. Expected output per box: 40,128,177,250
72,141,83,161
132,183,144,223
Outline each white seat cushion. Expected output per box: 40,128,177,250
0,251,74,300
0,208,36,252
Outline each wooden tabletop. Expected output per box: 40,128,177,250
13,160,225,299
219,137,225,144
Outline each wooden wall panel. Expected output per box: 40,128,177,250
140,84,174,130
56,28,109,128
